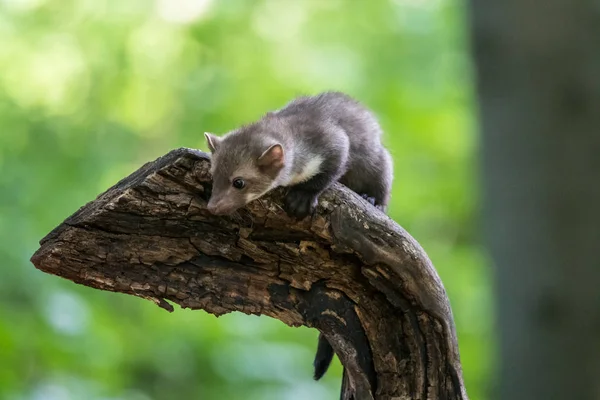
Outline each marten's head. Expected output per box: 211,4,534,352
204,129,286,215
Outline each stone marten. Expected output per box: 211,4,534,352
204,91,394,380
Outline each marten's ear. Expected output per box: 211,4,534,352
257,143,285,169
204,132,221,153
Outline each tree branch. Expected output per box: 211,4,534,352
30,148,468,400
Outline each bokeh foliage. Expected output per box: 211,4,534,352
0,0,492,399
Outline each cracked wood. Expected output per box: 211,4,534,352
30,148,468,400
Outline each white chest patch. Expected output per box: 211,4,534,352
288,156,323,185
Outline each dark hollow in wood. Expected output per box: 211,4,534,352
30,148,468,400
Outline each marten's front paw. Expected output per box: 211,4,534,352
360,193,376,206
284,189,318,219
361,194,386,212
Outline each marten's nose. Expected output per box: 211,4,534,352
207,201,222,215
207,198,229,215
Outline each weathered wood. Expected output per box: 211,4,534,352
30,148,468,400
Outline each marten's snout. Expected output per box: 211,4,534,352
206,202,221,215
207,196,238,215
206,200,226,215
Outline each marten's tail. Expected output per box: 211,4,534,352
313,333,335,380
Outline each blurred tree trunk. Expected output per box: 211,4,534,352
469,1,600,399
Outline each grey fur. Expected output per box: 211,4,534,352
205,91,393,217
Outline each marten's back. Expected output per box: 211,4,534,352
275,92,383,144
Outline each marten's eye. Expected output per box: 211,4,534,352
232,178,246,189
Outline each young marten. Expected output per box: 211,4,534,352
204,91,394,380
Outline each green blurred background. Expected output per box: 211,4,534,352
0,0,492,399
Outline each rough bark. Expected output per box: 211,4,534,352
469,0,600,399
30,148,468,400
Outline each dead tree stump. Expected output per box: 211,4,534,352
30,148,468,400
